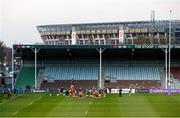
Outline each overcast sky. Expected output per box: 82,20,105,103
0,0,180,47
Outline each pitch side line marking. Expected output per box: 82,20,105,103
28,102,34,106
12,111,19,115
85,111,88,115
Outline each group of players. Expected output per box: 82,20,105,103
59,83,108,98
1,88,16,98
2,83,110,99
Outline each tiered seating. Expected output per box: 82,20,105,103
39,64,161,89
43,65,98,80
43,65,160,81
104,65,160,80
105,80,161,89
171,67,180,79
171,82,180,89
40,80,98,90
15,67,39,88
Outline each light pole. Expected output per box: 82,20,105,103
168,10,172,92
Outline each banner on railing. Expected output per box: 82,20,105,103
149,89,180,93
111,89,135,93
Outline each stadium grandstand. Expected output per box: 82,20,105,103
37,20,180,45
12,20,180,91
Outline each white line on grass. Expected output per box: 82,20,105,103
28,102,34,106
85,111,88,115
0,100,7,106
85,102,91,116
12,111,18,115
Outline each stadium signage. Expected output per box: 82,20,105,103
111,89,135,93
14,44,180,49
149,89,180,93
135,45,155,49
174,45,180,48
157,45,168,48
136,89,149,93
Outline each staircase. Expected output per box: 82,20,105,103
159,67,165,89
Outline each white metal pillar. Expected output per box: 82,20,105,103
113,33,116,45
97,48,105,89
32,48,40,89
129,34,134,45
82,35,85,45
53,36,56,45
11,46,14,89
71,26,77,45
92,34,96,44
100,48,102,89
168,10,172,88
157,33,160,44
102,34,106,45
97,34,100,45
35,48,37,89
162,47,168,89
67,35,70,45
165,48,168,89
165,33,167,44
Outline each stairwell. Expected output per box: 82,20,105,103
159,67,166,89
37,69,44,89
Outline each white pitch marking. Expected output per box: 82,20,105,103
85,111,88,115
12,111,18,115
28,102,33,106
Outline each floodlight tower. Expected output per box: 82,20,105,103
151,10,155,44
168,10,172,89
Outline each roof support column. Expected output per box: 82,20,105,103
97,34,101,45
165,48,168,89
97,48,105,89
113,33,116,45
82,35,85,45
161,46,168,89
103,34,106,45
157,33,160,44
31,48,40,89
168,10,172,93
71,26,77,45
119,25,124,43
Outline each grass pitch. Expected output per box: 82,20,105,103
0,93,180,117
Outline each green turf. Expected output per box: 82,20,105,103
0,93,180,117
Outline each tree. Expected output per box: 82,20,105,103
4,47,12,67
0,41,6,71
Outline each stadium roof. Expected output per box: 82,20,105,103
37,20,180,32
13,44,180,60
13,44,180,49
